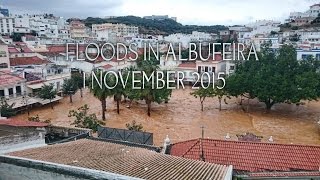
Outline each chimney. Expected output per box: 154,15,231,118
161,135,171,154
268,136,274,143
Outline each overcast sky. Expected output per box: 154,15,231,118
3,0,320,25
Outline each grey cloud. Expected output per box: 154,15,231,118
3,0,123,18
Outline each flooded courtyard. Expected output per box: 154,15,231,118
15,88,320,146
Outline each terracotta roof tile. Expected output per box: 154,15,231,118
248,171,320,178
10,56,50,66
9,139,230,180
0,118,48,127
8,47,20,53
0,71,25,87
178,62,196,68
170,138,320,174
100,64,113,70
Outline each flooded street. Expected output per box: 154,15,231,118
15,88,320,146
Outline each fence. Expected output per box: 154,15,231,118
97,126,153,145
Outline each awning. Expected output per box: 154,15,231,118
27,83,45,89
8,97,39,109
37,96,63,105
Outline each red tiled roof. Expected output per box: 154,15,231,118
0,118,48,127
100,64,113,70
248,171,320,178
22,47,33,53
170,138,320,173
0,71,25,86
178,62,196,68
8,46,33,53
10,56,50,66
8,47,20,53
46,45,86,54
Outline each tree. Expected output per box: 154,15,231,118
135,57,172,116
38,84,56,109
113,85,124,115
72,73,85,98
126,120,144,132
226,44,320,111
62,78,78,103
69,104,105,132
0,98,16,117
211,87,231,111
90,71,112,120
10,33,22,42
191,87,212,111
123,67,141,108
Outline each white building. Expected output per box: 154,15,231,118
92,23,139,39
296,48,320,60
286,3,320,23
0,42,9,71
246,20,281,36
14,16,30,34
70,21,89,40
307,4,320,18
143,15,177,22
164,31,214,49
298,29,320,44
0,15,14,35
0,71,26,99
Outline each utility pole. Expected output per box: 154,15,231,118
200,125,205,139
200,126,205,161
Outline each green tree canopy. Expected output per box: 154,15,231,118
69,104,105,132
0,98,16,117
63,78,79,103
38,84,56,109
89,71,112,120
226,44,320,110
71,73,85,98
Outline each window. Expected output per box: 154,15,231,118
0,63,8,69
16,86,21,95
0,90,4,97
230,66,235,70
302,54,313,60
316,54,320,60
8,88,13,96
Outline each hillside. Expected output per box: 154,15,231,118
83,16,227,35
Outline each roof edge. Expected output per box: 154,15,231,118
0,155,142,180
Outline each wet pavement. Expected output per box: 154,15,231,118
15,87,320,146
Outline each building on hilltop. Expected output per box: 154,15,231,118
143,15,177,22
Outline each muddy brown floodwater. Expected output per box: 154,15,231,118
15,87,320,146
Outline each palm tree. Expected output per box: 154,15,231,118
72,73,85,98
90,71,111,120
